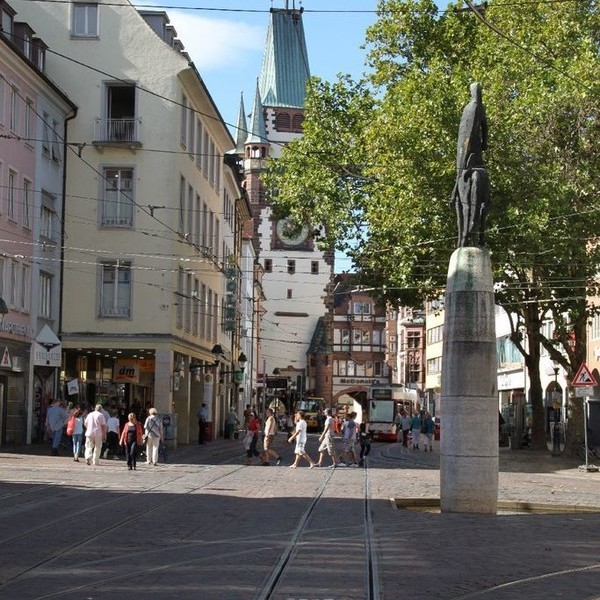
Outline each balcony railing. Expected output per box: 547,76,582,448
94,118,142,145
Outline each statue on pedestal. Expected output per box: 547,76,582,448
451,82,489,247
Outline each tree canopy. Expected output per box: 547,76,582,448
264,0,600,449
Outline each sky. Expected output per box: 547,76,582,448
147,0,380,271
162,1,380,136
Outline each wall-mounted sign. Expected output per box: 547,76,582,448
33,325,62,367
114,360,140,383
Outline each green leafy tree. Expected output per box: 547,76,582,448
265,0,600,452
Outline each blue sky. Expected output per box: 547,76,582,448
164,1,379,132
157,1,379,271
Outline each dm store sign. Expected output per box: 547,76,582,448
114,360,140,383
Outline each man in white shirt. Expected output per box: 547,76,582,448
45,399,68,456
84,404,107,466
287,411,316,469
316,408,338,468
261,408,281,466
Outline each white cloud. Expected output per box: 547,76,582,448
167,12,264,71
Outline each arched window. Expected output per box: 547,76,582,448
276,112,291,131
292,114,304,132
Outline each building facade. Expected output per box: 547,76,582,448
0,0,76,444
13,0,248,444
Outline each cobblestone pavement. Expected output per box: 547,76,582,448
0,436,598,600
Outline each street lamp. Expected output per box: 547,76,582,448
189,344,226,380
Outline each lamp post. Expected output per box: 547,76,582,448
552,363,562,457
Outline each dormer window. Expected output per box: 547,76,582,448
0,1,15,39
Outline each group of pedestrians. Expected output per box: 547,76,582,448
242,406,372,469
394,409,435,451
45,399,165,469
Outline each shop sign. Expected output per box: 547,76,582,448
338,378,383,385
114,359,140,383
33,342,62,367
33,325,62,367
139,359,155,373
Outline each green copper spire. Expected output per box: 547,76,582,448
235,92,247,154
246,81,267,144
258,7,310,109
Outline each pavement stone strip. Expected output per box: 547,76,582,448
0,437,599,600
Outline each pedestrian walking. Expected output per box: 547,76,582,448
411,411,422,450
400,410,412,447
45,399,69,456
120,412,143,470
358,420,372,467
84,404,107,466
245,411,261,465
105,410,120,459
261,408,281,466
316,408,337,468
225,406,239,440
197,403,208,444
67,407,84,461
144,408,163,465
423,412,435,452
394,410,403,444
288,411,316,469
340,412,358,467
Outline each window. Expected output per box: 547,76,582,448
287,260,295,275
407,331,421,349
180,94,187,147
354,301,371,315
275,112,291,131
591,314,600,341
7,170,16,220
192,278,199,335
199,283,207,338
287,289,292,299
311,261,319,275
100,260,131,317
20,264,29,310
102,168,133,227
40,192,57,240
176,267,184,328
178,176,185,234
427,356,442,375
10,86,18,133
42,112,50,155
23,179,31,228
0,77,4,124
10,260,17,307
195,119,202,169
39,272,52,318
0,257,4,300
187,184,194,239
264,259,272,273
72,3,98,37
185,272,192,332
292,114,304,132
24,99,33,143
51,119,61,161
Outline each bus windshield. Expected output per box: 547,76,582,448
369,399,394,422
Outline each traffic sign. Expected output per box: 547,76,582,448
572,363,597,387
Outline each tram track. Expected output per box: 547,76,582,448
0,461,246,590
255,459,381,600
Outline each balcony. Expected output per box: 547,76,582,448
93,118,142,148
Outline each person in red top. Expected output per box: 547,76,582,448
245,412,261,465
119,412,143,471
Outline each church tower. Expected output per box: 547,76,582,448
240,4,333,405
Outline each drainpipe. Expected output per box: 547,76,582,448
58,110,77,388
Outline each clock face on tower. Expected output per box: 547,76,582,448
275,218,309,246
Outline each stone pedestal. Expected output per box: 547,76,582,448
440,247,498,513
